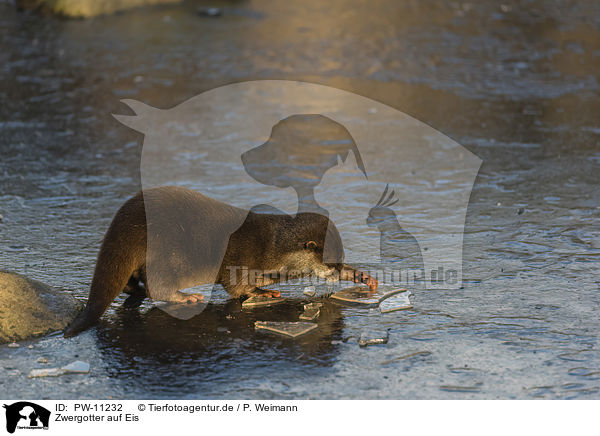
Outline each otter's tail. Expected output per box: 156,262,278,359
63,306,97,338
64,195,146,338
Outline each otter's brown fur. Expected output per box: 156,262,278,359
64,186,375,337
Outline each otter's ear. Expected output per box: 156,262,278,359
304,241,318,251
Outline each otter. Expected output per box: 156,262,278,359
64,186,377,337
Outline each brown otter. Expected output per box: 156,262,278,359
64,186,377,337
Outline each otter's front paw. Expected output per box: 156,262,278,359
364,275,378,291
355,272,378,291
250,288,282,298
172,292,205,304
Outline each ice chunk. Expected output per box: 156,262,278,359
299,302,323,321
330,286,380,306
29,368,65,378
28,360,90,378
303,286,316,297
358,330,390,347
379,291,413,313
242,295,285,308
377,288,409,302
155,301,207,320
62,361,90,374
331,286,410,307
254,321,318,338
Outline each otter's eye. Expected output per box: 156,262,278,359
304,240,318,250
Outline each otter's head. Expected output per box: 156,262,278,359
280,213,345,282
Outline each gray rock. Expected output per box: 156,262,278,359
0,270,83,344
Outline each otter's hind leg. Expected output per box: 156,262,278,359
123,274,146,296
123,268,148,308
145,276,204,304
